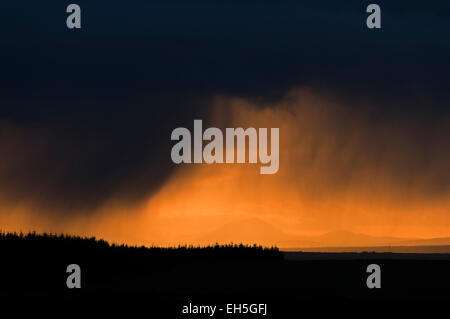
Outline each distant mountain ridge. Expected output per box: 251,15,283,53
197,218,450,249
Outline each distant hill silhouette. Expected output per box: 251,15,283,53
284,245,450,254
197,218,298,246
196,218,450,250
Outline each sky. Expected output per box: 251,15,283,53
0,1,449,246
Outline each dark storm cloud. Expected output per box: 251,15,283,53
0,94,212,213
0,1,449,213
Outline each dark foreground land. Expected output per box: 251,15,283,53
1,232,449,317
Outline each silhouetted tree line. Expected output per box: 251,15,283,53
0,231,282,295
0,231,280,256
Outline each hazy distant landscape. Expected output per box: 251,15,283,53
192,219,450,252
283,245,450,253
